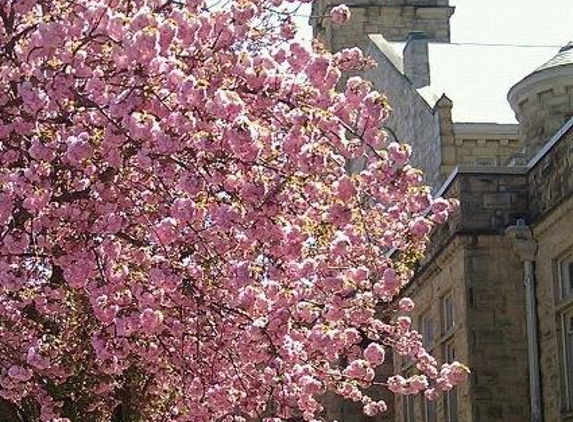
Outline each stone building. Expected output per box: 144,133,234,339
313,1,573,422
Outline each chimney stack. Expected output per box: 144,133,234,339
403,31,431,89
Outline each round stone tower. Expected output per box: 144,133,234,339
508,41,573,158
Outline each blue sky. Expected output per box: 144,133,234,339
295,0,573,47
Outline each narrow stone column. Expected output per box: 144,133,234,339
403,31,431,89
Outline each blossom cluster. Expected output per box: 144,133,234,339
0,0,465,421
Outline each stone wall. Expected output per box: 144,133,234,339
421,168,530,267
453,170,530,233
528,127,573,221
397,167,536,422
509,76,573,159
426,121,573,250
451,136,520,165
413,122,573,422
463,235,530,422
528,125,573,422
396,239,471,422
364,35,444,190
435,95,456,180
452,124,520,161
532,194,573,422
436,103,522,177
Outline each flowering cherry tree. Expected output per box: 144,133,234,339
0,0,467,421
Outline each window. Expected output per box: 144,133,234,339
421,313,434,349
556,254,573,411
442,293,455,335
403,394,416,422
559,256,573,301
444,341,456,362
423,398,437,422
562,310,573,410
444,342,458,422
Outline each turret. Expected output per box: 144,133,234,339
508,41,573,159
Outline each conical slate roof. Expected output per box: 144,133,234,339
532,41,573,74
508,40,573,107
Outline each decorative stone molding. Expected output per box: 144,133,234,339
506,221,538,262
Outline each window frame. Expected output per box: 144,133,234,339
420,312,435,350
423,397,437,422
442,292,455,335
559,255,573,301
561,308,573,411
403,394,416,422
443,341,458,422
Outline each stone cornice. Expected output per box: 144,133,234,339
508,64,573,111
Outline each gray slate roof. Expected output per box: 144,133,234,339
533,41,573,74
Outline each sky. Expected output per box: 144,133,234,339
449,0,573,46
294,0,573,47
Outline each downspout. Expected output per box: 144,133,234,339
506,220,541,422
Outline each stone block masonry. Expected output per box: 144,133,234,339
312,0,455,54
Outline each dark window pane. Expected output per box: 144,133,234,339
424,399,437,422
565,314,573,410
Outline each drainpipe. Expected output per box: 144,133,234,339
506,219,541,422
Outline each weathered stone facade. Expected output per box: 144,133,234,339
396,240,472,422
312,0,454,53
450,123,521,167
364,34,443,189
341,34,524,191
528,120,573,220
509,43,573,159
398,233,531,422
312,2,573,422
532,195,573,422
404,124,573,422
528,127,573,422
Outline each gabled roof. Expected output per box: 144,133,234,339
385,41,557,124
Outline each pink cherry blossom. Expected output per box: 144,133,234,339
26,347,50,371
330,5,351,24
364,343,386,366
139,308,164,334
334,175,357,201
399,297,415,312
410,217,433,237
8,366,32,382
0,1,465,420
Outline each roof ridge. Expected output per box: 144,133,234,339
559,41,573,53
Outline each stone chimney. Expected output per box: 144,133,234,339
403,31,431,88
